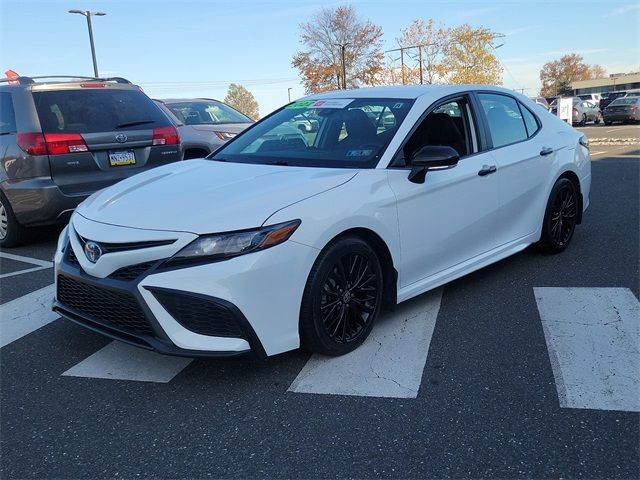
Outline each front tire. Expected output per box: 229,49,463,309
537,178,578,254
580,114,587,126
300,236,383,356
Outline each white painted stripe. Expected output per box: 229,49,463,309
589,150,605,156
0,284,58,348
534,287,640,412
289,289,442,398
0,266,51,279
0,252,53,268
62,341,193,383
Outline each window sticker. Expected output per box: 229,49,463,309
346,149,373,157
286,100,315,109
393,102,404,109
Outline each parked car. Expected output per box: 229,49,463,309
577,93,601,105
599,91,627,111
550,97,601,125
53,85,590,359
155,99,253,159
602,96,640,124
531,96,550,111
0,75,181,247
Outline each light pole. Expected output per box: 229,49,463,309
69,10,106,78
335,43,350,89
288,87,292,102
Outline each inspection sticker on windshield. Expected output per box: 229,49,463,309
286,100,315,109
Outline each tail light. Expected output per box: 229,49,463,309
44,133,88,154
17,132,88,155
152,126,180,146
17,133,47,155
631,106,638,114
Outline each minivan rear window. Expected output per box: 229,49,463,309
33,89,169,133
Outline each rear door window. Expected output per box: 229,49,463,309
478,93,528,148
520,104,540,137
33,89,169,133
0,93,16,134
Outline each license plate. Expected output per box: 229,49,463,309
109,150,136,166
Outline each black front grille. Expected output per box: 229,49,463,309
151,289,244,338
57,275,153,335
109,261,156,281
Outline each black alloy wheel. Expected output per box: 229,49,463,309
538,178,578,253
300,236,383,355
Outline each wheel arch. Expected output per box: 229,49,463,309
556,169,583,224
322,227,398,311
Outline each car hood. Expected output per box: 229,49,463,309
76,160,357,234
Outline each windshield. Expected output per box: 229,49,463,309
166,101,252,125
211,97,414,168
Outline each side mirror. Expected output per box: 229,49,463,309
408,145,460,184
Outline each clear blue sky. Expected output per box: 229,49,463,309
1,0,639,115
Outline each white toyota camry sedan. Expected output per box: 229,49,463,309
53,85,591,358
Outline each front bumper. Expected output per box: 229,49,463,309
1,177,88,226
53,216,318,357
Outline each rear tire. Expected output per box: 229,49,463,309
536,178,578,254
0,192,29,248
300,236,383,356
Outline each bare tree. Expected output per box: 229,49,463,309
292,5,385,93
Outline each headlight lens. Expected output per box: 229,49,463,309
213,131,237,141
166,219,301,265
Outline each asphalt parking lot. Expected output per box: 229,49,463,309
1,127,638,479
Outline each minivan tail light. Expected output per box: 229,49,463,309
152,126,180,146
17,133,47,155
44,133,89,155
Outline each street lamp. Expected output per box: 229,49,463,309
288,87,292,102
68,10,106,78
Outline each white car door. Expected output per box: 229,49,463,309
386,96,500,289
476,93,551,246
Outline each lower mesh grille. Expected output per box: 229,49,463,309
57,275,153,335
151,289,244,338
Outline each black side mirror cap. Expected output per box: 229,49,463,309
408,145,460,184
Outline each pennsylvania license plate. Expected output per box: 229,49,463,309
109,150,136,166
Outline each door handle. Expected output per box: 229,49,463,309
478,165,497,176
540,147,554,156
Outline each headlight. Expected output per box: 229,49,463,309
213,131,237,141
166,219,301,265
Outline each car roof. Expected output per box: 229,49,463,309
302,84,523,101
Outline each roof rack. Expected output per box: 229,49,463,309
0,75,132,85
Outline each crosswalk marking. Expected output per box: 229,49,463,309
62,341,193,383
0,284,58,348
0,252,53,279
535,287,640,412
289,289,442,398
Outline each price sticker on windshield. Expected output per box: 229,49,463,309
286,99,354,109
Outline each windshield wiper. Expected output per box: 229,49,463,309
115,120,156,129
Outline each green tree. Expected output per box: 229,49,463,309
292,5,385,93
224,83,259,120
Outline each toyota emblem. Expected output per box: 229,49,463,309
84,241,103,263
115,133,128,143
